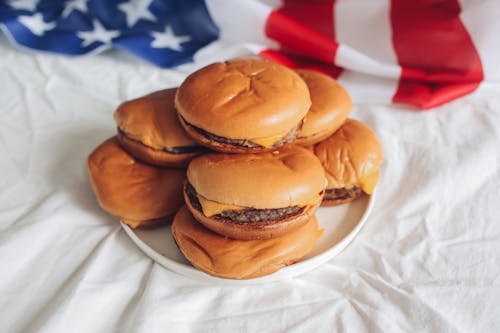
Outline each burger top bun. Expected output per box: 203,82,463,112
313,119,383,194
87,137,185,222
114,88,196,150
295,69,352,145
172,206,322,279
175,58,311,139
187,145,326,209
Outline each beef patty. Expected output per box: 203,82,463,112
182,118,298,148
118,128,202,154
186,183,303,223
324,187,362,201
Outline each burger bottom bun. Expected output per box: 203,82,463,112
121,213,174,229
184,186,321,240
172,206,321,279
178,115,292,154
118,130,202,168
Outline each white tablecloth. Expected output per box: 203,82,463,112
1,36,500,332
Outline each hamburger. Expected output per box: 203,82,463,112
175,58,311,153
172,206,322,279
114,88,203,167
313,119,383,205
294,69,352,145
184,145,326,240
87,137,185,228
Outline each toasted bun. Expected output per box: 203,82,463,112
184,184,321,240
313,119,383,193
172,206,322,279
187,145,326,209
122,216,174,229
295,70,352,146
87,137,185,226
175,58,311,140
114,88,198,149
117,130,202,167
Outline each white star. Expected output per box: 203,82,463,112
8,0,38,11
18,13,56,36
150,26,191,51
118,0,156,27
77,20,119,47
62,0,88,18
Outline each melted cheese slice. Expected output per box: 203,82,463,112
249,130,290,148
306,192,324,206
197,194,247,217
197,192,324,217
360,171,379,195
123,219,142,229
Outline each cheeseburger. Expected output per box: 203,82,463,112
313,119,383,205
172,206,322,279
184,145,326,240
175,58,311,153
295,69,352,145
114,88,203,167
87,137,185,228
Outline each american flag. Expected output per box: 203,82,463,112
1,0,498,109
0,0,219,67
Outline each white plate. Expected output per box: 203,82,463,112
121,191,375,285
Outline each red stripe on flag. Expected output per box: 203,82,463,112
391,1,483,109
261,0,342,78
260,49,343,78
276,0,336,38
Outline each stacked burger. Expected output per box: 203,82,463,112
87,58,383,279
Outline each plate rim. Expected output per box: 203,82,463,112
121,190,376,285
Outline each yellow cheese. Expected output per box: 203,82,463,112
295,191,323,206
123,219,142,229
197,194,247,217
308,192,324,206
360,171,379,195
249,130,290,148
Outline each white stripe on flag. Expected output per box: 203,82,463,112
335,0,399,71
336,45,400,79
337,70,398,105
334,0,399,103
205,0,276,49
458,0,500,81
183,0,277,71
334,0,400,79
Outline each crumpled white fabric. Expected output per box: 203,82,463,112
1,35,499,333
